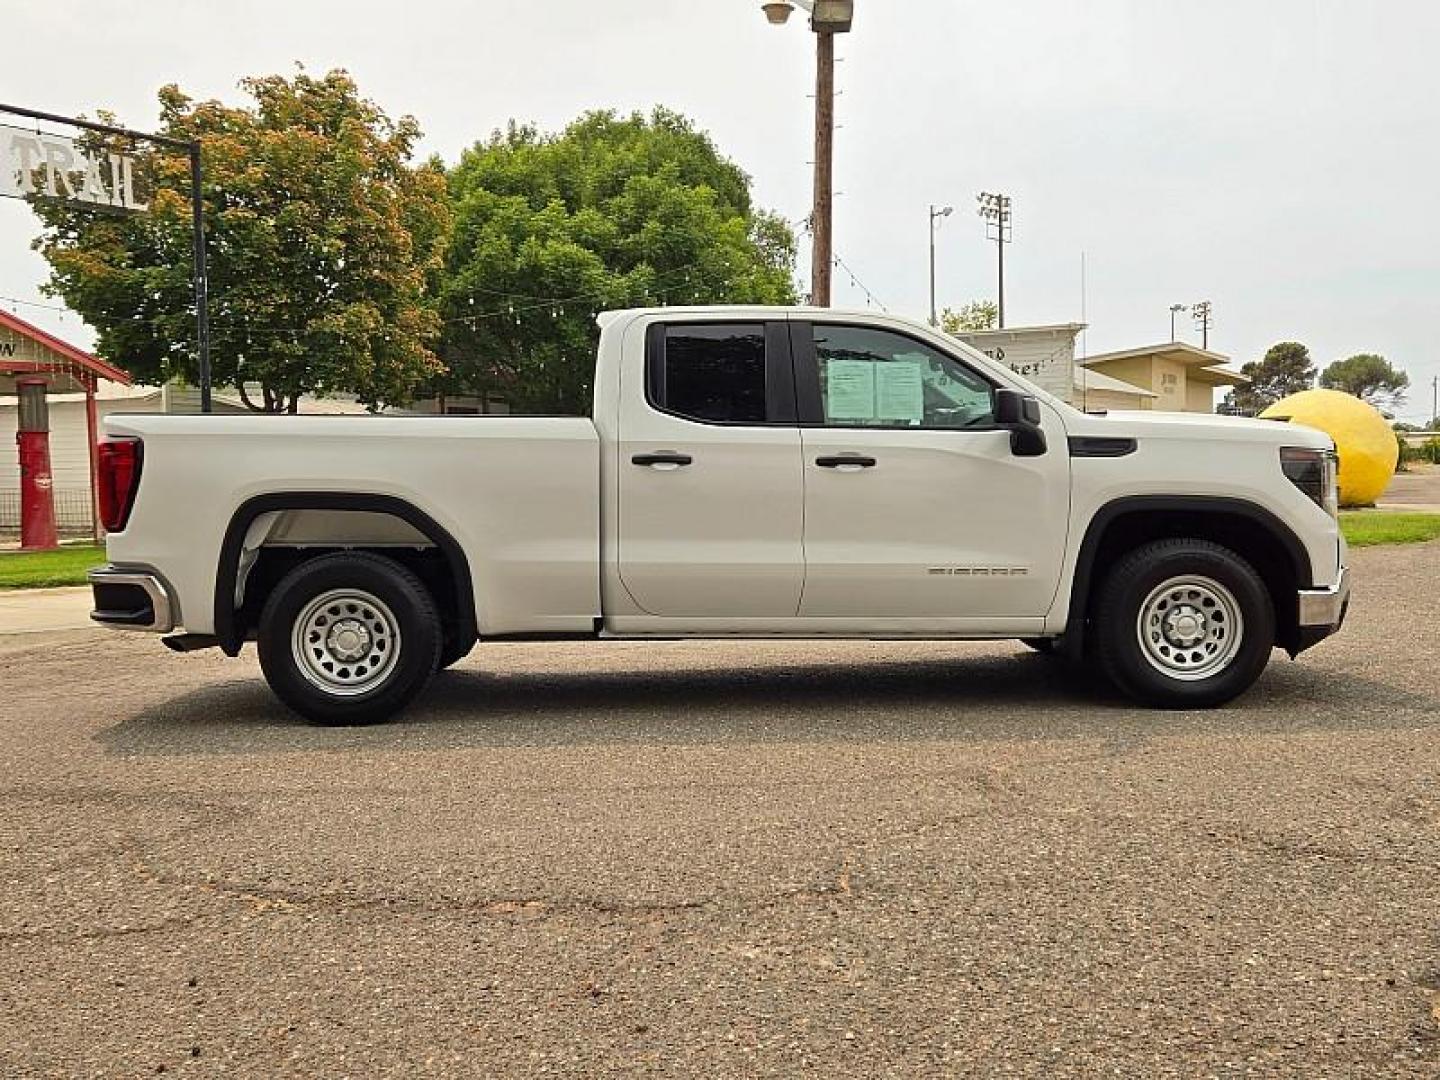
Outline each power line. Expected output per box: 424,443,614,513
831,251,887,311
0,294,71,314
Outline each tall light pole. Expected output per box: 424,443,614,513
1192,300,1213,349
1169,303,1187,341
928,204,953,326
977,191,1012,327
762,1,854,307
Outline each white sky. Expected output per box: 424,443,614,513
3,0,1438,421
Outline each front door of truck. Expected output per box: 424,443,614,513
792,320,1070,619
617,319,805,617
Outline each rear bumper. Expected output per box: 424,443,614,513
89,566,175,633
1292,565,1349,654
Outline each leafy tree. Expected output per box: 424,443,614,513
939,300,998,334
1220,341,1315,416
1319,353,1410,410
32,69,449,411
439,108,797,413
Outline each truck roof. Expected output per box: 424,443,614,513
596,305,910,329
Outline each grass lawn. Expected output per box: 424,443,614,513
0,544,105,590
1340,511,1440,548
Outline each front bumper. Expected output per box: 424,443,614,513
89,566,175,633
1292,565,1349,654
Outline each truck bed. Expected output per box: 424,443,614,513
103,413,601,636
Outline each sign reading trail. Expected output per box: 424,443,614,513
0,122,149,210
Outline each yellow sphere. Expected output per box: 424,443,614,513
1260,388,1397,507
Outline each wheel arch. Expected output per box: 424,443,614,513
1064,495,1314,657
214,492,478,656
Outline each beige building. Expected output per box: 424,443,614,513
1079,342,1247,413
955,324,1248,413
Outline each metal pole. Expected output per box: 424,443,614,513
188,141,211,413
928,206,937,326
0,102,189,149
1170,308,1176,340
811,29,835,307
997,224,1005,329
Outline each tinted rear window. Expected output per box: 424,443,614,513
656,323,768,424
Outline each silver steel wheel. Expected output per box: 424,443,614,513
291,588,402,697
1136,575,1244,682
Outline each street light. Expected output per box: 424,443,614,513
976,191,1013,328
1169,303,1188,341
928,204,953,326
762,0,854,306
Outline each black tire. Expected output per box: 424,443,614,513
1019,637,1057,654
257,552,442,725
1093,538,1275,709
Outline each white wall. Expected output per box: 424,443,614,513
953,327,1079,403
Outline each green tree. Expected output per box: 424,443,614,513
939,300,998,334
1319,353,1410,410
1220,341,1316,416
32,69,449,411
439,108,798,413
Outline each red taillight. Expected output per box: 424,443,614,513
97,438,143,532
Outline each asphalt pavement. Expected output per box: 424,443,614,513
1,541,1437,1077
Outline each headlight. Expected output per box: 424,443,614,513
1280,446,1338,517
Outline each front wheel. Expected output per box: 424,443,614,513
1093,538,1275,708
257,552,442,725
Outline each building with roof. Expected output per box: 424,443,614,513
953,324,1247,414
1079,342,1248,414
1,309,132,537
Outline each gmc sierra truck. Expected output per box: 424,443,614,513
89,307,1349,725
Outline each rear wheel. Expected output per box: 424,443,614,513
1093,538,1274,708
258,552,441,725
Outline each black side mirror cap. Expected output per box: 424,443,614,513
994,388,1048,457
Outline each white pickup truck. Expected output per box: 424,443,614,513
89,307,1349,724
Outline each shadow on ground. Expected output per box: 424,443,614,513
96,646,1439,758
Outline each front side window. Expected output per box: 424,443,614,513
654,323,768,424
811,324,995,429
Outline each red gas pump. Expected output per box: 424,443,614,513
16,377,59,551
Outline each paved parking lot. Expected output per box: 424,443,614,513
1,541,1438,1077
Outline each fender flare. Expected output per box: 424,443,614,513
1062,494,1314,650
213,492,478,656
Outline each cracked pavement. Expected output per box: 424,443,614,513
1,541,1438,1077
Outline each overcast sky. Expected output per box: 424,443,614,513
4,0,1437,420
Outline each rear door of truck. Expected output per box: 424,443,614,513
615,318,804,617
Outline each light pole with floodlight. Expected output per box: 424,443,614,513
976,191,1012,328
928,203,953,326
761,1,854,307
1169,303,1187,341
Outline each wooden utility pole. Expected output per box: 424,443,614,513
811,29,835,307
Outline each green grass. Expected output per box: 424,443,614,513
0,544,105,590
1340,511,1440,548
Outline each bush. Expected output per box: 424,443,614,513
1396,432,1414,471
1424,437,1440,465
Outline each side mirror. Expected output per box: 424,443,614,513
994,388,1047,457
